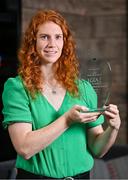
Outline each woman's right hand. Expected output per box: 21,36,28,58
64,105,101,125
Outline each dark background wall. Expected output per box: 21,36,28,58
0,0,127,161
0,0,21,161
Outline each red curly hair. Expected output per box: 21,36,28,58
18,9,79,98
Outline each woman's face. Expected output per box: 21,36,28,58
36,21,64,64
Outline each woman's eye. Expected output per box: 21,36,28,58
56,35,63,40
40,35,48,40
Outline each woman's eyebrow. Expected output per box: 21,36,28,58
39,33,63,35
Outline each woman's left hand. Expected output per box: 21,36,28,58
103,104,121,130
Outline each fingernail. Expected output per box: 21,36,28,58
82,106,89,111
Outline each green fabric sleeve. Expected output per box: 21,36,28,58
2,77,32,129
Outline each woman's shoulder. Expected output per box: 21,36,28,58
3,75,29,101
4,75,23,89
77,79,96,97
77,79,92,89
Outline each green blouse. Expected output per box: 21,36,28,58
2,76,104,178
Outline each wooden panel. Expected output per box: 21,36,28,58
22,0,126,15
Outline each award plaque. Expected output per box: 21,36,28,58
81,58,112,112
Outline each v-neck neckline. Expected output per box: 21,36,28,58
41,91,67,112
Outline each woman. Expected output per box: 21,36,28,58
2,9,121,179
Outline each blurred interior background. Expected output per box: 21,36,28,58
0,0,128,179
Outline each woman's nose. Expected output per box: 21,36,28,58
48,37,56,47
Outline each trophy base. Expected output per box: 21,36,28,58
85,107,106,113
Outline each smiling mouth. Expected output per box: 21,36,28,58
44,50,57,54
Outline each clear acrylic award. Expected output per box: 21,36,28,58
81,58,112,112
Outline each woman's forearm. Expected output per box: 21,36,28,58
90,104,121,158
9,115,69,160
92,126,119,157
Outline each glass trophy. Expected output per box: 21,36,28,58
81,58,112,112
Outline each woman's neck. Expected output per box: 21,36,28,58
41,64,55,84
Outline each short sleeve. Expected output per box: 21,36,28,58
79,80,104,128
2,76,32,129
